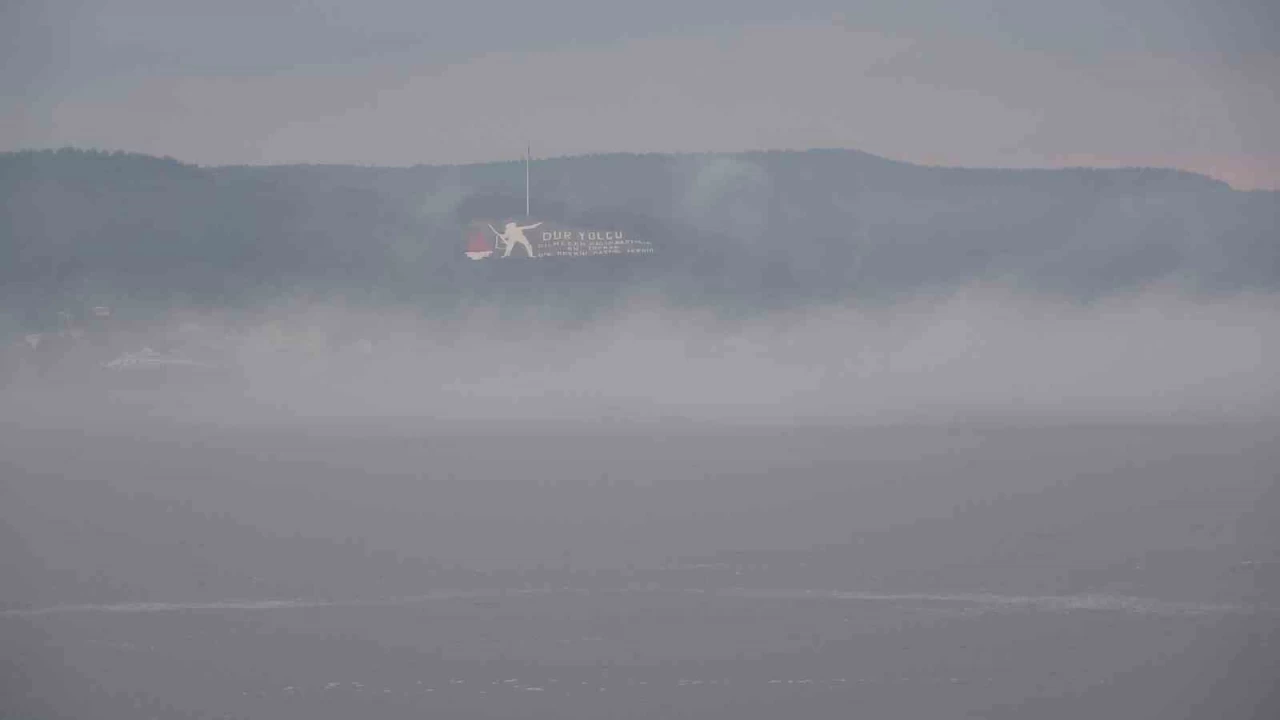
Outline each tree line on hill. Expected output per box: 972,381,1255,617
2,147,1276,333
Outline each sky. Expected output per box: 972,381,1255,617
2,0,1278,188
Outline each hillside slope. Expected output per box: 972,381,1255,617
2,148,1276,327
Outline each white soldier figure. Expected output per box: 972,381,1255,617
488,221,542,258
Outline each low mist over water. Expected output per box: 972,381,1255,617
4,285,1279,429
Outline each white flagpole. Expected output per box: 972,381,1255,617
525,144,530,218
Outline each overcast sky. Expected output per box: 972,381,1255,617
3,0,1278,188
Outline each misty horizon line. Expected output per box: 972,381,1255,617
4,145,1262,192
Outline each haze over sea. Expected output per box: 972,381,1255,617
3,146,1278,719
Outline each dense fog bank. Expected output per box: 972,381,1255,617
3,285,1276,429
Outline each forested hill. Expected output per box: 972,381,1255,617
2,147,1276,327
